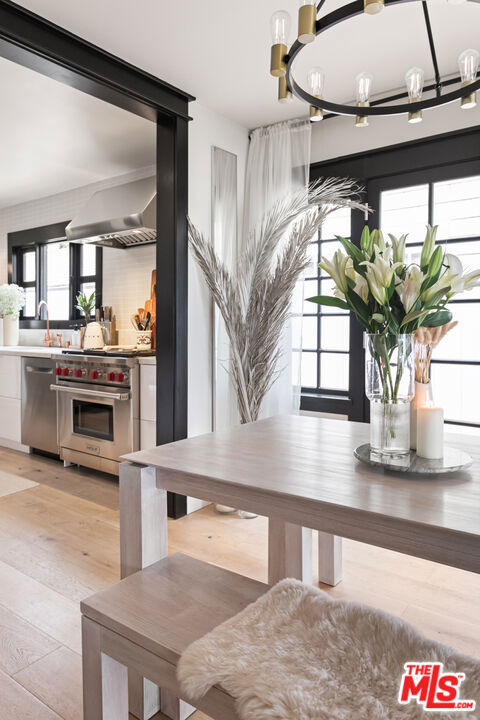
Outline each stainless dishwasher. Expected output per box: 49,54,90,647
21,356,58,454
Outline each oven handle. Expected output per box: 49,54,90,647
50,384,130,401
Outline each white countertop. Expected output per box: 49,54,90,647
0,346,157,363
0,345,65,358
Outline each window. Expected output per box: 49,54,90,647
301,207,351,394
380,176,480,427
305,127,480,426
8,221,102,328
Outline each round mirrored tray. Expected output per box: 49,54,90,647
354,444,473,475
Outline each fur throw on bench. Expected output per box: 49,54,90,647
177,578,480,720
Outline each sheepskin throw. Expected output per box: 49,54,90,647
177,579,480,720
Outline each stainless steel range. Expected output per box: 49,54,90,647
51,354,140,475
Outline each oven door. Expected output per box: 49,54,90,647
52,381,133,462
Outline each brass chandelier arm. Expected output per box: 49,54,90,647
283,0,480,118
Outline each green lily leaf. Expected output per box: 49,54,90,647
306,295,349,310
422,309,453,327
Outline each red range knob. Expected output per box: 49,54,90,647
55,367,62,376
116,373,125,383
107,372,115,382
74,369,83,378
91,370,99,380
62,368,70,377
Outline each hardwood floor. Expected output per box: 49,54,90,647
0,445,478,719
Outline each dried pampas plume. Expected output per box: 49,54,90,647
189,178,365,423
413,321,458,384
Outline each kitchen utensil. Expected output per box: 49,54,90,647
95,308,101,322
144,312,151,329
134,314,141,330
131,314,139,330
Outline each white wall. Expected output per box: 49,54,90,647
311,101,480,164
0,165,156,345
187,101,249,438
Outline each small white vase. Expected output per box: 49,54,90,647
410,381,434,450
3,315,19,346
0,318,3,346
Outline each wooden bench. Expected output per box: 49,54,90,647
81,553,268,720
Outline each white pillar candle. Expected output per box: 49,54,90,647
416,405,444,460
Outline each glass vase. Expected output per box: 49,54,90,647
365,333,415,455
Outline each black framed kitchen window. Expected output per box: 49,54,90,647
305,126,480,427
8,221,102,329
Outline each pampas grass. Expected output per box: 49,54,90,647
413,321,458,384
189,178,365,423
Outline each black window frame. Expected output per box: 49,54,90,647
8,220,102,330
304,125,480,426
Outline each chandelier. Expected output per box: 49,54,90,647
269,0,480,126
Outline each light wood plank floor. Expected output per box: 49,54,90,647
0,445,478,720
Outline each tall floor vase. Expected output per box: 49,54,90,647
3,315,19,346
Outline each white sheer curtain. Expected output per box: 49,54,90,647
243,119,312,418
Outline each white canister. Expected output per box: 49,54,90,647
3,315,19,346
410,381,433,450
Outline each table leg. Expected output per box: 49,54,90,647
119,462,194,720
268,518,312,585
318,532,342,586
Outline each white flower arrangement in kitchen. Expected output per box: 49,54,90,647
308,225,480,455
0,283,26,346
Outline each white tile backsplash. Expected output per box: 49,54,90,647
0,165,156,345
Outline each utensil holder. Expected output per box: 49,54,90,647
136,330,152,350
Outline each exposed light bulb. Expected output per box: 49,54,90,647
364,0,384,14
355,72,373,127
405,67,424,123
459,48,479,109
270,10,291,45
269,11,291,77
308,67,325,97
298,0,316,44
308,67,325,122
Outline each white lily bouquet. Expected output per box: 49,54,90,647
308,226,480,454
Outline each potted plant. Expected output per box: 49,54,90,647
308,225,480,454
75,290,95,324
0,284,26,346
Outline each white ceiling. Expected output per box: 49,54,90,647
0,56,155,209
13,0,480,128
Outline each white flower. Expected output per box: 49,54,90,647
345,259,369,303
463,269,480,291
360,246,403,306
0,284,25,317
397,266,424,313
422,253,465,301
319,250,349,295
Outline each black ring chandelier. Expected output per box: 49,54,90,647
269,0,480,126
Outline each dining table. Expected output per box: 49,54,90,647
120,414,480,720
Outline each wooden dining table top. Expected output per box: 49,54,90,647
123,415,480,573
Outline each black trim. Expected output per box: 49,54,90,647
305,126,480,425
0,0,192,516
0,0,193,121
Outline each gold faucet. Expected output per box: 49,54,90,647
37,301,55,347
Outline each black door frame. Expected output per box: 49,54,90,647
308,125,480,424
0,0,192,517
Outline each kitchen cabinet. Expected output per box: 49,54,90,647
139,363,156,450
0,356,22,446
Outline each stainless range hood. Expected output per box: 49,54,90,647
66,176,156,249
